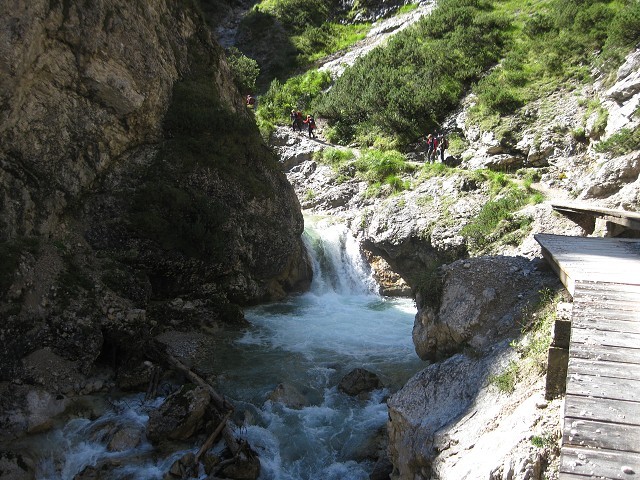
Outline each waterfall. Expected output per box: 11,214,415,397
28,216,423,480
303,216,377,296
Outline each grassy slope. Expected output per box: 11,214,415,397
256,0,638,147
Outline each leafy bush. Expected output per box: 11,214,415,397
595,128,640,156
314,147,356,169
237,0,370,85
353,149,414,183
255,0,328,32
314,0,509,145
602,1,640,63
472,0,635,129
294,22,371,64
461,177,544,252
226,47,260,94
256,69,332,130
489,360,518,393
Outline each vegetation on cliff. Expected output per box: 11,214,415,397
254,0,639,148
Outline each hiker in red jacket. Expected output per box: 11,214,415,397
431,134,439,162
303,114,317,138
426,134,434,162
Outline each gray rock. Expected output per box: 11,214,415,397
387,353,492,480
607,48,640,103
146,386,211,443
0,451,35,480
578,150,640,199
107,425,144,452
338,368,383,396
413,256,556,361
267,383,308,409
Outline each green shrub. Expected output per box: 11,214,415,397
572,127,587,143
470,0,634,132
595,128,640,156
447,132,468,157
490,360,518,393
256,69,332,128
603,1,640,62
385,175,411,193
294,22,371,64
395,3,419,15
314,0,509,145
315,147,356,170
418,162,458,183
461,178,544,252
256,0,328,32
354,149,414,183
226,47,260,94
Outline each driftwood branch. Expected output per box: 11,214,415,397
195,410,232,464
207,440,249,480
146,339,242,455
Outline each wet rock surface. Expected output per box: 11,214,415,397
413,256,558,361
338,368,383,396
146,386,212,443
267,383,309,409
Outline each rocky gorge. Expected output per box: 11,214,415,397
273,23,639,479
0,1,311,477
1,0,639,479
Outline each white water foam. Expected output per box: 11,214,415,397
225,216,422,479
30,215,423,480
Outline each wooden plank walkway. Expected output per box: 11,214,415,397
535,234,640,480
552,202,640,232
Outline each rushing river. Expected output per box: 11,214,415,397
30,216,424,479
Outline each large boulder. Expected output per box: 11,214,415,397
0,0,312,430
604,48,640,137
387,351,561,480
0,451,35,480
0,384,69,440
267,383,309,409
577,150,640,200
338,368,383,396
413,256,556,362
146,386,212,443
387,353,493,480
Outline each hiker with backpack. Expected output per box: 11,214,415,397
296,111,303,132
439,134,449,162
425,134,434,162
431,134,439,162
290,110,298,132
303,114,317,138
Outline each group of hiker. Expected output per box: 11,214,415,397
290,110,317,138
425,132,449,162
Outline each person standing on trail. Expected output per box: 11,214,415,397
290,110,298,132
431,134,439,162
439,134,449,162
425,134,434,162
303,114,317,138
296,111,303,132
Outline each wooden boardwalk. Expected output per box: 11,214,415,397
535,234,640,479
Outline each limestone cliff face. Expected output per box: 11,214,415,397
1,1,193,238
0,0,311,406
